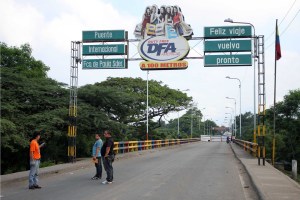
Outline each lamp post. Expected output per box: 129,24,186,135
146,71,149,141
226,107,235,136
225,112,233,135
203,115,209,135
226,76,242,138
207,118,213,135
177,89,189,138
191,109,193,138
226,97,237,137
224,18,257,142
199,108,205,136
177,111,180,138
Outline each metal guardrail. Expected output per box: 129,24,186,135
233,138,258,157
113,138,200,154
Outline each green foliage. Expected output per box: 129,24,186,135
265,89,300,169
1,43,193,174
236,90,300,171
1,43,68,174
0,42,49,78
159,107,209,138
3,42,297,175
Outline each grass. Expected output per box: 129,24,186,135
40,161,56,168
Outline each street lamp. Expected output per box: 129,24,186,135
146,71,149,141
177,89,189,138
225,107,235,135
224,18,257,142
204,115,209,135
226,76,242,138
226,97,237,137
225,112,233,134
199,108,205,135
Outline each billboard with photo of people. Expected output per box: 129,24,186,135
134,5,193,40
135,5,193,69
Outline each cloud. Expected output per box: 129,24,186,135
0,0,44,46
1,0,299,126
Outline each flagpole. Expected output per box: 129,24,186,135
272,19,278,166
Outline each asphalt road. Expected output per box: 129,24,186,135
1,142,253,200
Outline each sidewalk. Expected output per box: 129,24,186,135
231,143,300,200
1,158,91,184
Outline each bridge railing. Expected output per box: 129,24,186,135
233,138,258,157
114,138,200,154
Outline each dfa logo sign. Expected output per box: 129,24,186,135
138,36,190,62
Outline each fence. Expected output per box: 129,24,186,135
233,138,258,157
113,138,200,154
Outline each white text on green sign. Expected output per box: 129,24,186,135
204,40,251,52
82,30,126,42
204,54,252,67
204,26,252,38
82,59,127,69
82,45,126,55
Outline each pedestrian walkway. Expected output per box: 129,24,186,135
1,158,91,184
231,143,300,200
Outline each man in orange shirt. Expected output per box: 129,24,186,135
29,131,45,190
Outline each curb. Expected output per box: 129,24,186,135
230,143,266,200
1,141,199,185
1,159,91,185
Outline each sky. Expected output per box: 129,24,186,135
1,0,299,127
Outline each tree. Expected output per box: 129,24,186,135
78,77,192,129
158,107,207,138
1,43,69,174
0,43,194,174
265,89,300,166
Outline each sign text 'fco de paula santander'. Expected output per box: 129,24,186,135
134,4,193,70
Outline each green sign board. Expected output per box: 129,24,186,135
82,30,126,42
82,44,126,55
204,26,252,38
204,40,251,52
82,59,127,69
204,54,252,67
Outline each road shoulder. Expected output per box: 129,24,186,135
231,142,300,200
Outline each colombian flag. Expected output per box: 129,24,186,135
275,21,281,60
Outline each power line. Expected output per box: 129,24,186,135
266,8,300,50
265,0,298,42
281,9,300,35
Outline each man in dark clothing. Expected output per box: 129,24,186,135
101,130,114,184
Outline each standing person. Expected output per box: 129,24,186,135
150,5,159,25
141,7,151,39
91,133,103,180
158,6,166,23
173,6,184,36
101,130,115,184
165,6,173,24
29,130,45,190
